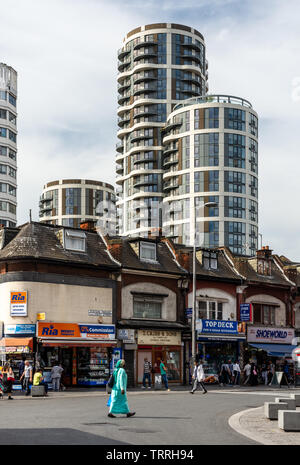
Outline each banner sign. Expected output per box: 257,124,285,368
137,329,181,346
185,308,193,318
240,303,252,322
10,291,27,316
247,326,295,344
4,324,36,336
196,319,238,335
37,322,115,340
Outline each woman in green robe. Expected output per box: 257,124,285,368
108,359,135,418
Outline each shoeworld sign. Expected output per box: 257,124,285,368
247,325,295,344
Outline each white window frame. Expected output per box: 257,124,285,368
139,241,157,262
64,229,86,252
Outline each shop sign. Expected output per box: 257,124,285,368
185,308,192,318
118,329,135,343
37,313,46,321
137,329,181,346
88,309,112,317
4,324,36,336
37,322,115,340
10,291,27,316
240,303,252,322
247,326,295,344
78,324,115,340
196,319,238,335
0,345,30,354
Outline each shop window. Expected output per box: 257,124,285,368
198,301,223,320
203,251,218,270
64,229,86,252
133,296,162,319
253,304,276,324
139,241,157,262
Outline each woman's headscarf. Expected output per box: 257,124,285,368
113,359,125,379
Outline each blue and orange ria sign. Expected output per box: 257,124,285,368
10,291,28,316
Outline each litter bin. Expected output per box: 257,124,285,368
154,373,162,390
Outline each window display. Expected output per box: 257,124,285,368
77,347,110,386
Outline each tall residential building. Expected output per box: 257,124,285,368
116,23,208,237
0,63,17,227
162,95,258,256
39,179,116,233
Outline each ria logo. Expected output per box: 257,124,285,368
11,293,26,301
41,325,58,336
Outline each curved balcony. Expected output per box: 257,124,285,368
130,133,153,143
163,146,178,156
163,155,178,168
181,54,201,65
39,196,53,203
133,179,158,189
133,50,158,62
118,80,131,93
133,108,157,119
182,76,202,86
133,155,155,165
163,180,179,192
118,93,131,105
118,47,131,59
181,42,201,52
133,74,156,85
118,114,130,127
133,84,157,96
116,141,124,153
133,39,157,50
116,164,123,174
118,59,131,72
182,88,201,96
162,120,182,134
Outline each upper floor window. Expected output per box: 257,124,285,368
253,304,275,325
64,229,86,252
198,300,223,320
0,91,7,101
257,258,271,276
203,251,218,270
139,241,157,262
133,295,162,319
8,93,16,107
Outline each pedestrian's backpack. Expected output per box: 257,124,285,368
107,373,115,388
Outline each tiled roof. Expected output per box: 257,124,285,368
0,222,119,269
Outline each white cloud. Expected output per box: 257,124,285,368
1,0,299,259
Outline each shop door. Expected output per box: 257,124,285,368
153,349,163,375
60,348,73,386
124,350,135,388
137,350,152,384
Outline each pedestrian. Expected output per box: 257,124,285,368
1,362,14,400
33,368,48,396
282,360,291,387
232,360,241,386
160,358,170,391
243,361,251,385
142,357,152,389
19,355,26,390
51,363,63,392
108,359,135,418
261,362,268,385
267,361,275,385
59,364,66,391
228,360,234,385
20,360,32,396
249,362,258,386
190,360,207,394
219,361,231,386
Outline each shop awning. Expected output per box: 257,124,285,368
248,343,296,357
0,337,34,354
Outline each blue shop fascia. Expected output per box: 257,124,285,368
196,319,246,371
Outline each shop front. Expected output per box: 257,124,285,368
196,319,246,380
36,322,117,387
0,324,36,388
136,329,183,385
245,325,296,373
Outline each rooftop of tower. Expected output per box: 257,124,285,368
173,94,253,111
124,23,204,42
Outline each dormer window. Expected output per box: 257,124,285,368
257,259,271,276
139,241,157,262
64,229,86,252
203,251,218,270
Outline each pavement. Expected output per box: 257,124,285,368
1,384,300,445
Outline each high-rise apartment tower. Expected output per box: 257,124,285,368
116,23,208,237
0,63,17,227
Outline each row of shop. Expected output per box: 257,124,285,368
0,321,296,387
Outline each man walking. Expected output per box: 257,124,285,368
142,357,152,389
190,360,207,394
232,360,241,386
51,363,63,392
243,361,251,385
160,358,170,391
20,360,33,396
19,356,26,390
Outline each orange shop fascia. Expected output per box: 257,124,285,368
37,322,81,338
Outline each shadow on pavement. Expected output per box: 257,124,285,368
0,428,128,445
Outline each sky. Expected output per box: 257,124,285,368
1,0,300,259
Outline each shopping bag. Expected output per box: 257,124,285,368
107,394,112,407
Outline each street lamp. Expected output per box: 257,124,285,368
191,200,218,365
